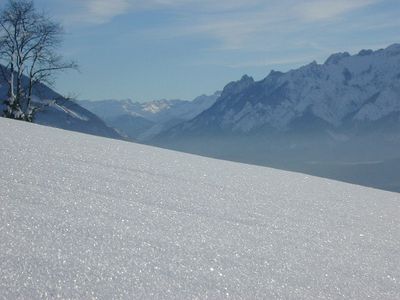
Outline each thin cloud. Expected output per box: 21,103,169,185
226,56,316,69
86,0,130,23
67,0,131,24
65,0,381,51
170,0,380,49
70,0,264,24
298,0,380,21
69,0,378,24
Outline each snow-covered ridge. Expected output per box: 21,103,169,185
0,118,399,299
174,43,400,134
0,75,121,140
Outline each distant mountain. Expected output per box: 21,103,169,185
0,78,121,140
157,44,400,157
167,44,400,135
150,44,400,192
78,91,221,141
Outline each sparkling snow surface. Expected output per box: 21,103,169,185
0,118,399,299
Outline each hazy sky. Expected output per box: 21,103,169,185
3,0,399,102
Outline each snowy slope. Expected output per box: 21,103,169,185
0,118,399,299
0,78,121,140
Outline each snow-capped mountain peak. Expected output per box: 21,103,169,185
168,44,400,135
221,75,255,98
79,91,221,141
324,52,350,65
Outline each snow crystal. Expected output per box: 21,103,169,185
0,118,399,299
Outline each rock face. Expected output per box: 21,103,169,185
0,77,121,140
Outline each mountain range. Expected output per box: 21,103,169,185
78,92,221,141
163,44,400,139
150,44,400,192
1,44,399,192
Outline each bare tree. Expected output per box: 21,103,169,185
0,0,77,121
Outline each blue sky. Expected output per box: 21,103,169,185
4,0,400,102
